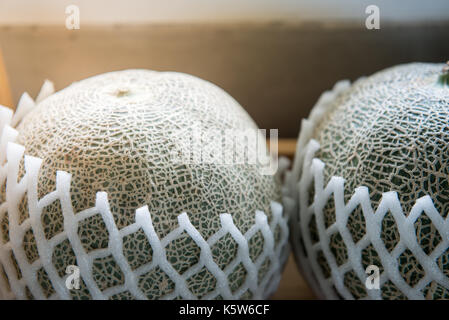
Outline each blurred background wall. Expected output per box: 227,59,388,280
0,0,449,137
1,0,449,24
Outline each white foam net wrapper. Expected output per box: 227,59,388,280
0,75,290,300
286,63,449,300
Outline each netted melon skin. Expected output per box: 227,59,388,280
289,63,449,300
0,70,290,299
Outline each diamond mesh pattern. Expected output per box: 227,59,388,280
0,73,290,300
287,64,449,300
0,123,289,299
291,140,449,300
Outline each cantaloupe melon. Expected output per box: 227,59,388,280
291,62,449,300
0,70,287,299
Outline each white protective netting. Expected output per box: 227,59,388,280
286,73,449,300
0,83,290,300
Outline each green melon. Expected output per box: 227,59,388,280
0,70,282,299
297,62,449,299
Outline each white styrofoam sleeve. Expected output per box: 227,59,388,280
11,93,35,128
290,140,449,300
0,95,290,300
286,75,449,300
35,80,55,105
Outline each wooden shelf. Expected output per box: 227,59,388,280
271,254,316,300
0,49,13,109
267,138,297,158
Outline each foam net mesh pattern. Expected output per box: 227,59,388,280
0,102,289,300
291,140,449,300
286,78,449,300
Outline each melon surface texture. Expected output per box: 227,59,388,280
290,62,449,300
0,70,289,299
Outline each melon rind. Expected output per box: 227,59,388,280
0,71,290,299
289,63,449,300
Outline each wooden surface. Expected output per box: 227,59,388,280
0,48,13,108
1,24,449,137
269,139,317,299
268,138,297,158
271,254,316,300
